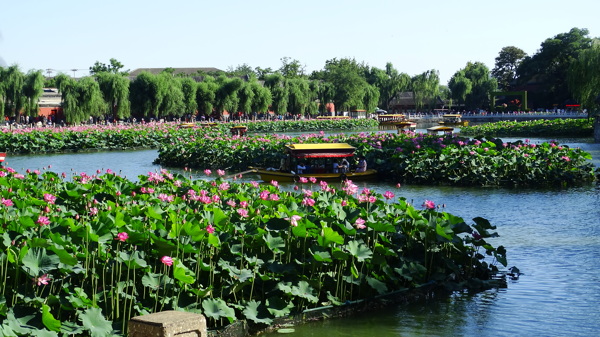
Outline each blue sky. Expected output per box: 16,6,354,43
1,0,599,83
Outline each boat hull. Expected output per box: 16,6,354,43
250,168,378,183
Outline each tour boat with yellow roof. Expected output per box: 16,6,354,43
249,143,377,182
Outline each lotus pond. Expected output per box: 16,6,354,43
3,137,600,336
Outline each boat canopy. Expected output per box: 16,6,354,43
442,114,462,118
285,143,356,158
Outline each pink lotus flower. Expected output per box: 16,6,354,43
206,224,215,234
422,200,436,209
37,215,50,226
1,198,13,207
383,191,395,200
259,190,270,200
309,177,317,183
204,169,212,176
286,215,301,227
217,169,225,176
302,197,315,207
43,193,57,204
237,208,249,217
116,232,129,242
161,256,173,266
271,180,279,187
33,274,51,286
355,218,366,229
299,177,308,183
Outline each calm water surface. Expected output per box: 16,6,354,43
4,135,600,337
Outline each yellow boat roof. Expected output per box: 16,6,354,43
442,114,462,117
286,143,356,151
428,126,454,131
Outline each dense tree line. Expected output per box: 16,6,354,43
1,28,599,125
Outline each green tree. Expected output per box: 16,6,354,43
59,76,106,124
492,46,527,91
367,63,411,111
286,78,313,116
89,58,129,76
411,70,440,111
448,70,472,109
451,62,497,110
214,76,243,120
157,73,185,118
264,73,289,116
180,77,198,118
249,79,272,116
227,64,256,78
568,42,600,114
129,72,164,120
517,27,592,107
95,72,131,120
22,70,45,118
320,58,374,111
196,76,217,119
1,65,25,119
279,57,305,79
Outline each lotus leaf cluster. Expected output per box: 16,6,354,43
155,131,596,187
460,118,593,137
0,119,376,154
0,166,506,335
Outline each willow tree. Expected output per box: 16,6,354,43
412,70,440,112
249,80,272,115
568,43,600,113
286,78,312,117
0,68,5,118
237,80,255,115
214,76,243,120
196,76,217,119
264,73,289,116
130,72,164,120
95,72,130,120
1,65,25,119
368,63,411,111
180,77,198,118
75,77,107,123
158,73,185,118
568,42,600,142
22,70,45,118
448,70,472,109
311,81,335,115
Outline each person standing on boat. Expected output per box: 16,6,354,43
356,157,367,172
333,161,340,173
297,162,307,174
340,158,350,173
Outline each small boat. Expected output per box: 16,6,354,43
377,114,406,125
427,125,454,135
230,125,248,136
178,122,196,128
438,114,469,126
250,143,377,182
395,121,417,131
0,152,5,163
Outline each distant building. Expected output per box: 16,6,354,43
388,92,446,113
